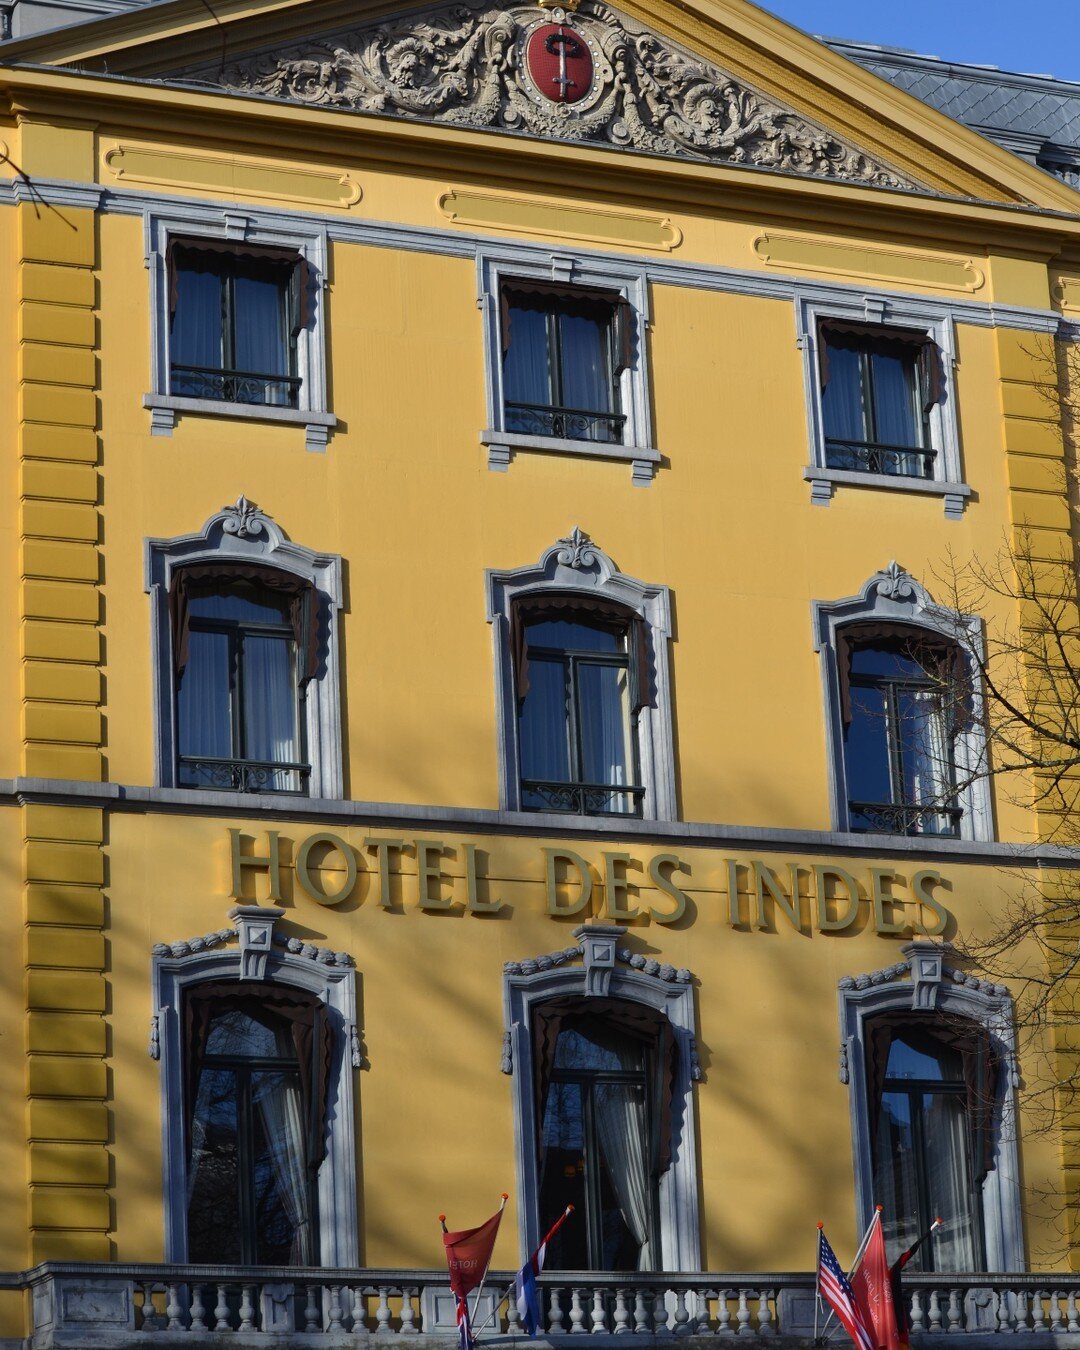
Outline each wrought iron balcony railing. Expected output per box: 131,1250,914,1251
826,437,937,479
170,363,302,408
522,778,645,817
14,1262,1080,1344
505,401,626,444
178,755,310,795
849,798,963,837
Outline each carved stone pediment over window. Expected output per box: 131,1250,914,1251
175,0,919,189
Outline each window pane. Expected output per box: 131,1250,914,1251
850,643,929,681
205,1008,284,1059
896,688,951,806
251,1069,314,1264
594,1082,651,1270
189,585,291,625
577,662,633,789
875,1090,921,1261
527,619,623,654
821,340,865,443
886,1035,962,1082
870,347,920,447
554,1022,645,1073
559,310,612,414
504,302,553,409
178,630,232,766
538,1081,589,1269
923,1092,980,1272
520,657,571,789
188,1066,242,1263
845,684,892,810
172,267,224,373
233,272,290,378
242,634,299,769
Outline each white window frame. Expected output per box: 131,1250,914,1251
143,208,336,452
478,250,659,485
795,293,970,518
151,904,360,1265
838,941,1023,1273
503,924,702,1271
144,495,344,798
486,527,677,821
812,561,994,842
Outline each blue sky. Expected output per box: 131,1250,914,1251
759,1,1080,85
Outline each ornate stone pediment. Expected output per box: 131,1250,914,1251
176,0,919,189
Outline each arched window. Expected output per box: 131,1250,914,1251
173,568,316,794
488,529,676,821
868,1016,998,1272
839,625,965,836
535,1000,673,1270
813,564,992,841
514,599,648,817
186,990,328,1264
147,497,343,798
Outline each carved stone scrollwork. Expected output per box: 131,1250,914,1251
500,1029,513,1074
149,1013,160,1061
180,0,917,189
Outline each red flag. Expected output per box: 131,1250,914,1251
850,1211,900,1350
442,1205,506,1301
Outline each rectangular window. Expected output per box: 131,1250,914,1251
168,241,305,409
819,322,939,479
501,283,628,445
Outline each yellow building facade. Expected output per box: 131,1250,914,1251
1,0,1080,1341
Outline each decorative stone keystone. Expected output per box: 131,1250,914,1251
574,923,625,997
903,939,951,1010
229,904,285,981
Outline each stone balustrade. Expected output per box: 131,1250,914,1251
11,1264,1080,1346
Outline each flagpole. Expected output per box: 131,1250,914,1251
470,1194,509,1331
813,1224,822,1345
817,1206,882,1343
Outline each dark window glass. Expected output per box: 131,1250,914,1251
821,327,933,478
187,1007,316,1265
177,579,307,794
874,1032,984,1272
502,287,624,444
519,616,641,817
170,246,299,408
538,1017,659,1272
843,635,960,836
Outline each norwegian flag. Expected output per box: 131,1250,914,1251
514,1206,574,1336
817,1226,874,1350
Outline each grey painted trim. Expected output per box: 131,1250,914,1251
3,775,1078,865
0,177,1068,332
794,294,969,516
802,466,972,521
142,206,332,447
143,497,344,798
838,945,1024,1272
476,250,656,483
485,529,677,822
503,930,701,1271
153,914,359,1265
811,562,995,843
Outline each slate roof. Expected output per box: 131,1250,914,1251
828,38,1080,178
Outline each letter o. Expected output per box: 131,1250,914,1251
295,832,358,906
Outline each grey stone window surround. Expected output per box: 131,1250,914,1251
143,206,335,453
486,527,677,822
477,250,659,485
812,562,994,844
502,925,702,1271
795,293,969,518
152,905,360,1265
144,495,344,798
838,942,1024,1272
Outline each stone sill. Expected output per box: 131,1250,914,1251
803,465,971,518
482,429,660,485
144,394,337,452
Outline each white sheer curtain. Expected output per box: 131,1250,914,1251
171,266,223,371
923,1094,979,1271
821,340,864,450
873,346,923,474
561,311,611,413
903,688,952,831
177,631,232,763
243,634,299,786
593,1074,652,1270
578,664,631,802
504,303,552,408
519,658,571,786
253,1050,313,1265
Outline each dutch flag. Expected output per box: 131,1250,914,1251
514,1206,574,1338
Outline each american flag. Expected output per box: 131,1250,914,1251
818,1226,874,1350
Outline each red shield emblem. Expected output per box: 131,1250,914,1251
526,23,593,105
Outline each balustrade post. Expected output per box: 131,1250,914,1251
304,1285,321,1333
633,1288,648,1334
652,1290,670,1336
506,1293,523,1336
214,1284,230,1332
909,1291,923,1334
735,1290,752,1336
1014,1290,1029,1333
757,1290,775,1336
548,1286,565,1335
1050,1292,1063,1333
141,1283,163,1331
613,1288,630,1334
352,1286,371,1335
674,1289,692,1335
946,1290,962,1333
328,1286,344,1333
928,1289,943,1333
590,1287,607,1333
1068,1291,1079,1334
401,1287,418,1334
166,1283,184,1332
1032,1291,1047,1333
376,1286,392,1334
570,1287,587,1333
238,1285,256,1333
716,1289,733,1336
190,1284,206,1332
996,1288,1011,1334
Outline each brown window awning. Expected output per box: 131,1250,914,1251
836,621,969,728
817,318,944,411
167,237,310,335
500,279,633,373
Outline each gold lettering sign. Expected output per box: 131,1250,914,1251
226,829,955,938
